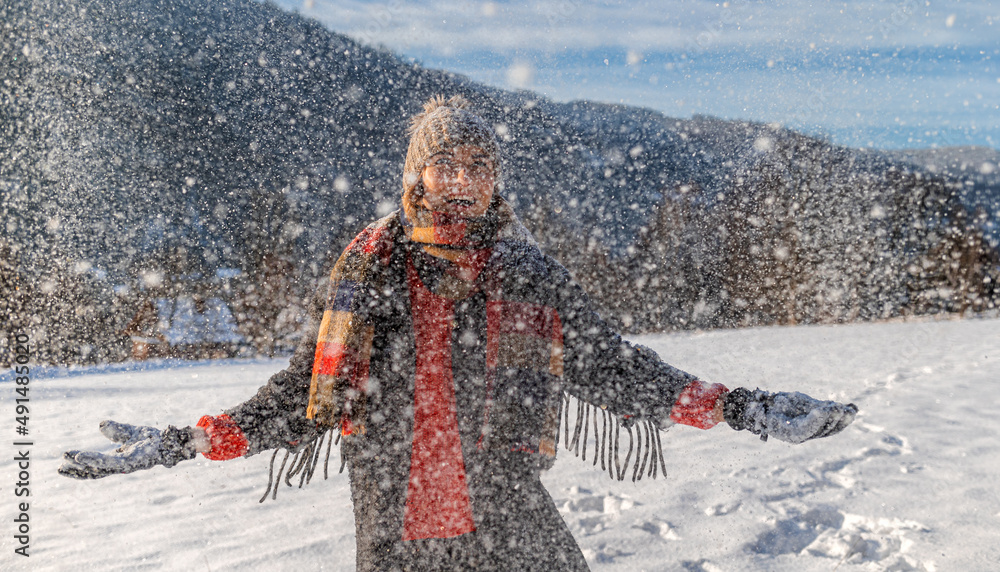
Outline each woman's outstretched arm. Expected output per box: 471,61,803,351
547,255,856,443
59,277,330,478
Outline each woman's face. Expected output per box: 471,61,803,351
420,145,495,218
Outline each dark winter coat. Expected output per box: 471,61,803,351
225,211,698,571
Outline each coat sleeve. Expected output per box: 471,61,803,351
218,276,328,456
545,256,721,429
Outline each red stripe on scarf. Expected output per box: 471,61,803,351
313,340,370,380
362,223,394,260
312,341,346,376
402,260,476,541
313,339,371,436
485,300,502,370
430,212,469,245
495,300,556,337
433,223,469,245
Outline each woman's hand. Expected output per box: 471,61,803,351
58,420,206,479
723,388,858,444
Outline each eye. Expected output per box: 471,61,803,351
469,161,493,175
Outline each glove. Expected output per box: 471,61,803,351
723,388,857,444
58,420,200,479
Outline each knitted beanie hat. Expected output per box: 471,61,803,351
402,94,500,199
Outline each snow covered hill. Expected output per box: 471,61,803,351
2,316,998,571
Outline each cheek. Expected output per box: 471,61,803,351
475,176,496,198
419,172,440,199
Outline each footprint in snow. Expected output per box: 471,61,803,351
632,518,681,541
679,558,725,572
804,427,912,490
557,487,637,515
580,543,633,564
746,504,931,570
556,487,638,536
704,500,741,516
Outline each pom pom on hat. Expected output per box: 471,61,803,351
407,94,473,135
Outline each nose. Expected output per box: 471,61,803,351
455,166,472,185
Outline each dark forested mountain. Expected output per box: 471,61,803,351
885,146,1000,243
2,0,997,365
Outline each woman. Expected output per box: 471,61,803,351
60,95,857,571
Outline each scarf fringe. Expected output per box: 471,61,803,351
561,393,669,482
259,394,669,502
258,429,344,503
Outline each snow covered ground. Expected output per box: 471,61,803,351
2,316,998,571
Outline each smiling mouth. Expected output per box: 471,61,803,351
446,198,476,207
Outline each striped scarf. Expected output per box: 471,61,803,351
306,196,563,453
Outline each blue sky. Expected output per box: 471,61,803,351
272,0,1000,151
